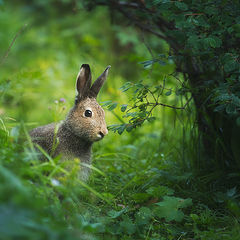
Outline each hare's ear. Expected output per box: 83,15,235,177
90,65,111,98
75,64,92,102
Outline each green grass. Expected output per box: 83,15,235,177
0,2,240,240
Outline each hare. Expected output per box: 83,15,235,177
30,64,110,180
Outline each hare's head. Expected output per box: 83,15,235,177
66,64,110,142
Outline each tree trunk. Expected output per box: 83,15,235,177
188,72,239,171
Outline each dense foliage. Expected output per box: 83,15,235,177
0,1,240,239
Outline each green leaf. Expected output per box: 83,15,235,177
224,60,238,72
135,207,152,225
140,59,157,68
208,38,216,48
214,105,225,113
158,60,167,66
147,117,156,123
226,104,236,115
165,90,172,96
227,187,237,197
212,36,222,47
107,208,128,219
126,124,134,132
154,196,192,222
120,82,132,92
101,100,113,107
123,112,138,118
175,2,188,10
146,186,174,198
120,215,136,234
117,124,126,135
108,102,118,111
204,37,217,48
121,104,128,112
108,124,127,134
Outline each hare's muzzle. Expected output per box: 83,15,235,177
97,128,108,139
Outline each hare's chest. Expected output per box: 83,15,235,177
57,135,92,163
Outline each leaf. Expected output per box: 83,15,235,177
117,124,126,135
107,207,128,219
121,104,128,112
212,36,222,47
101,100,113,107
214,105,225,113
154,196,192,222
147,117,156,123
157,60,167,66
135,207,152,225
108,124,127,135
82,222,105,233
226,104,236,115
140,59,157,68
126,124,134,132
204,37,217,48
120,82,132,92
108,103,118,111
123,112,138,118
120,215,136,234
175,2,188,10
165,90,172,96
146,186,174,197
224,60,238,72
208,38,217,48
227,187,237,198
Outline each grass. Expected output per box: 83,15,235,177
0,2,240,239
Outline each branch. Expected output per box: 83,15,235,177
118,1,139,8
98,0,169,41
149,96,193,110
98,0,180,51
117,7,168,41
118,1,176,30
132,96,193,127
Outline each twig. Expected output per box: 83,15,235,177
146,104,156,119
118,1,139,8
149,96,193,110
147,87,157,102
0,23,28,67
139,31,155,59
158,76,166,100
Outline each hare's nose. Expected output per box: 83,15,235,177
99,129,108,138
99,131,105,138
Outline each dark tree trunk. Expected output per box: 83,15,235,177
188,71,240,171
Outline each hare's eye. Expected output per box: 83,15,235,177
84,109,92,117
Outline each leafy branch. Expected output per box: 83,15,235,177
106,74,192,134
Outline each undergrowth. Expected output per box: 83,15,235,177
0,120,240,239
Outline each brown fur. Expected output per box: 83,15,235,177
30,64,110,180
